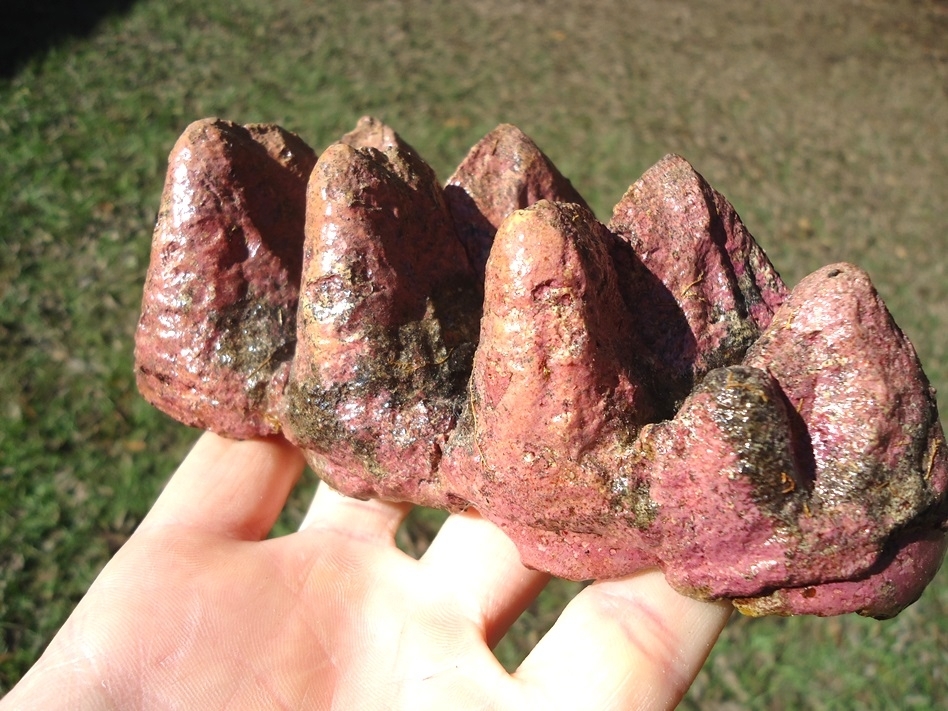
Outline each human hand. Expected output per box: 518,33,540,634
2,432,730,710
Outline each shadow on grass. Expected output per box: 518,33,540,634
1,0,141,78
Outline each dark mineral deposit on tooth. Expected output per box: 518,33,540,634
737,263,948,614
283,123,479,508
135,116,948,618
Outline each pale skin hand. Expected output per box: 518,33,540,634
2,433,730,710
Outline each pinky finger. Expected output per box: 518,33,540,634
513,570,731,711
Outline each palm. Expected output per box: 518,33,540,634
3,434,729,710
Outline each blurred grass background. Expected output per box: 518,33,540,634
2,0,947,706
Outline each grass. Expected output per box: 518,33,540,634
2,0,947,706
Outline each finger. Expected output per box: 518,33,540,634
514,569,731,711
420,510,550,647
299,479,412,543
141,432,306,541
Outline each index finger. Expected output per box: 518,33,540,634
140,431,306,540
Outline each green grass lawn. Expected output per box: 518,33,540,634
2,0,948,706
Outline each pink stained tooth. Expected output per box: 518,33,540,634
136,118,948,618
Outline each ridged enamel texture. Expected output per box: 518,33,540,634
444,123,589,282
608,153,789,415
451,201,660,579
135,119,316,438
136,117,948,618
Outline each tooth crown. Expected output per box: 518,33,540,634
136,116,948,618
